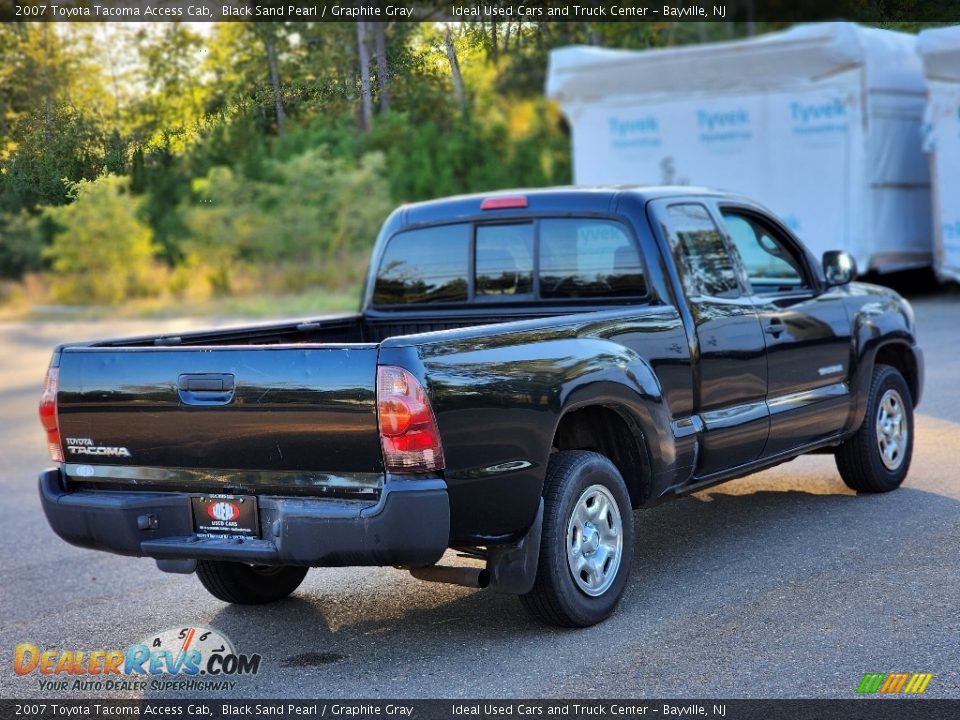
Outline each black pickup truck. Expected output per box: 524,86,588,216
38,187,922,627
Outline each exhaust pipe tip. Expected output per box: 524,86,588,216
409,565,490,589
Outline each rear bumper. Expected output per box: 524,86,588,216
38,469,449,568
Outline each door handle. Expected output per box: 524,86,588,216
178,373,235,406
764,318,785,337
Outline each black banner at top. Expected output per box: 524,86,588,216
2,0,959,23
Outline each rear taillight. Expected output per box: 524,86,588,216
39,366,63,463
377,366,444,474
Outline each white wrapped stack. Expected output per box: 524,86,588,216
919,26,960,283
547,23,933,274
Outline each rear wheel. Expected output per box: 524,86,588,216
521,450,634,627
196,561,308,605
835,364,914,493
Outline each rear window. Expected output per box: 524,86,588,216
372,218,646,306
540,219,645,299
372,224,469,305
475,224,534,297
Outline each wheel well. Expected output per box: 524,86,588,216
874,343,919,406
552,405,650,508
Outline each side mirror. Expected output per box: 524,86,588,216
823,250,857,287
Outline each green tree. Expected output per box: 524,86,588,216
0,210,44,279
0,23,115,146
1,104,106,213
43,175,160,305
131,23,205,143
184,148,392,293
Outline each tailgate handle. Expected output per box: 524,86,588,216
178,373,235,406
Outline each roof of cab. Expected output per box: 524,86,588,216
398,185,736,227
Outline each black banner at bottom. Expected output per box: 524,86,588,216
2,700,960,720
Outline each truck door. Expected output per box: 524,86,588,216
648,199,769,477
715,205,853,456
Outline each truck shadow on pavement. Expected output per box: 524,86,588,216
187,479,957,697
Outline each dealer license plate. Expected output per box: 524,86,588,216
192,494,260,538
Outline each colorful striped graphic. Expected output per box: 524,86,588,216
857,673,933,694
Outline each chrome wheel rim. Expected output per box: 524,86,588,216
566,484,623,597
875,388,907,471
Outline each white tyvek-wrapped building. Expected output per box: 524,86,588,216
919,26,960,283
546,23,932,274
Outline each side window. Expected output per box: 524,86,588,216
475,224,534,297
662,203,740,298
372,224,469,305
539,219,646,299
721,211,809,294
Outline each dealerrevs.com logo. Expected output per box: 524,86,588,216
13,626,261,692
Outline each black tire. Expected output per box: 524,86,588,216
521,450,634,628
835,364,914,493
196,561,308,605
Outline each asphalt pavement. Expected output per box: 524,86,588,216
1,298,958,699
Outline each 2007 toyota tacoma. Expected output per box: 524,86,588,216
38,187,923,627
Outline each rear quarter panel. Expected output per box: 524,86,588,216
380,307,692,545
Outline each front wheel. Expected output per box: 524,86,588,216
835,364,914,493
196,561,308,605
521,450,634,627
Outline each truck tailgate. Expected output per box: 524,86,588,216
55,345,383,494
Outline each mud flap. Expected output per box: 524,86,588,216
487,498,543,595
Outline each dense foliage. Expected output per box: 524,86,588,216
0,19,933,306
43,176,159,305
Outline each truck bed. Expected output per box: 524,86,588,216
53,309,570,498
82,310,559,349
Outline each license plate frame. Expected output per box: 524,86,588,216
192,494,260,539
